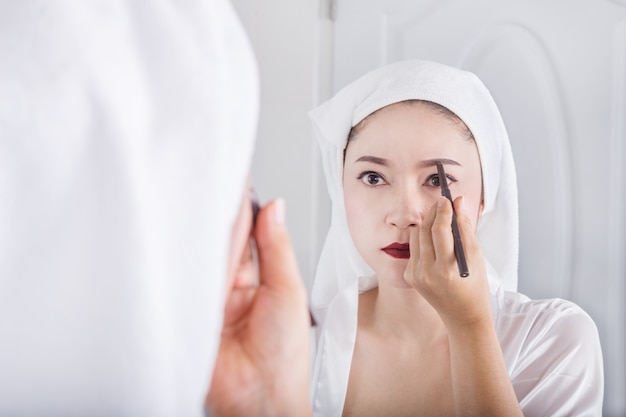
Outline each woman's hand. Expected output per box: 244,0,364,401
405,196,523,415
206,199,312,417
404,196,491,328
405,196,523,416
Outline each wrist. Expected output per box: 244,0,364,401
265,364,313,417
207,379,312,417
443,313,495,341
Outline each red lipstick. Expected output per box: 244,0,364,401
382,242,410,259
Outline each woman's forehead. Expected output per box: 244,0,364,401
344,105,481,174
349,107,471,150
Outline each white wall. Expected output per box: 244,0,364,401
230,0,332,290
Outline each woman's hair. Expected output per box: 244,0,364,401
346,100,475,150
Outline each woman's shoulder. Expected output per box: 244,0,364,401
494,292,604,415
494,290,602,380
496,291,598,335
495,291,600,350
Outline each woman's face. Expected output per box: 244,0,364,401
342,102,483,288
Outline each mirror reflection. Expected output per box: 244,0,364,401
234,1,626,416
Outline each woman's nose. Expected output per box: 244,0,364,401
386,189,424,229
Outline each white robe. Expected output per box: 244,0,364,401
0,1,258,416
311,281,604,416
309,60,603,416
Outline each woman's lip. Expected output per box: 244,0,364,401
381,243,410,259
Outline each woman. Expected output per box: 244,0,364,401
310,60,603,416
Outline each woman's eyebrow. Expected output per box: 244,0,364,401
417,158,462,168
354,155,389,166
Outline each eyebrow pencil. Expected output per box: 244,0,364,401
436,162,470,277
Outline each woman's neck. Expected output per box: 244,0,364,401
359,280,447,343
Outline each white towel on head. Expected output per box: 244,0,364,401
311,59,518,306
309,59,519,414
0,1,258,416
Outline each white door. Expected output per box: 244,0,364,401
332,0,626,415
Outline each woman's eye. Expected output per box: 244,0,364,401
358,171,386,186
429,175,441,187
425,173,456,187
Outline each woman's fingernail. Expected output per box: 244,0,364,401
438,197,446,207
459,196,466,212
273,198,285,224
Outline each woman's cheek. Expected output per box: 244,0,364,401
462,185,483,229
345,189,378,257
344,194,360,237
344,188,365,234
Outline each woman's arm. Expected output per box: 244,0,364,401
445,315,522,416
405,196,523,417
